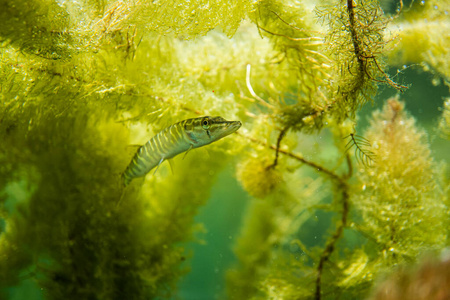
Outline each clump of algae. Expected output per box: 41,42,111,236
440,98,450,140
354,97,447,263
0,0,254,298
368,255,450,300
237,154,283,199
387,0,450,81
1,0,449,299
227,97,449,300
0,0,71,59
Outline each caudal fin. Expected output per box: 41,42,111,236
121,172,132,187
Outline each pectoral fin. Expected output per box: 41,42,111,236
182,144,194,160
153,157,165,175
167,159,175,175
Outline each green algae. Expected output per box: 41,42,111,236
440,98,450,140
0,0,449,299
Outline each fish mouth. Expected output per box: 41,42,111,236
214,120,241,140
226,121,242,133
229,121,242,131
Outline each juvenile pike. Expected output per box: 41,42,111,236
122,116,242,186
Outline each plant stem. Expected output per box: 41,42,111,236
314,182,349,300
268,127,289,169
347,0,364,73
239,132,350,300
240,133,342,182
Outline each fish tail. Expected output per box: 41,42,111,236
122,172,132,187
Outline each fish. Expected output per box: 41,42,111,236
122,116,242,186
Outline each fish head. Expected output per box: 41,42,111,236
186,116,241,147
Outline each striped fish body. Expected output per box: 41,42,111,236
122,122,190,185
122,116,241,186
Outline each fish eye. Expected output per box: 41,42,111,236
202,118,210,129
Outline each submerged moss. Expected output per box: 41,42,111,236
387,0,450,81
354,97,447,268
440,98,450,140
368,255,450,300
0,0,72,59
236,153,283,199
0,0,449,299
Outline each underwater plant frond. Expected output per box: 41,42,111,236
1,0,448,299
245,64,275,110
371,57,408,90
354,97,447,271
249,0,332,110
315,0,408,122
369,256,450,300
387,0,450,80
439,98,450,140
256,24,325,47
236,153,283,199
344,133,376,166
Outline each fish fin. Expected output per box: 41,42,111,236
116,190,125,208
203,148,211,159
116,175,128,208
127,144,143,149
125,144,143,156
167,159,175,175
153,157,165,175
182,144,194,160
121,173,129,187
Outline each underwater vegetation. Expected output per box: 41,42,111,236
0,0,449,299
368,254,450,300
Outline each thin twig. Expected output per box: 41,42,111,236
267,127,289,169
245,64,275,110
238,133,343,183
270,10,323,35
258,25,323,42
314,182,349,300
373,58,408,90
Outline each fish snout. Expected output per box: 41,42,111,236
230,121,242,131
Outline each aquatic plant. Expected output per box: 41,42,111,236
387,0,450,81
353,97,447,278
0,0,448,299
368,254,450,300
440,98,450,140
